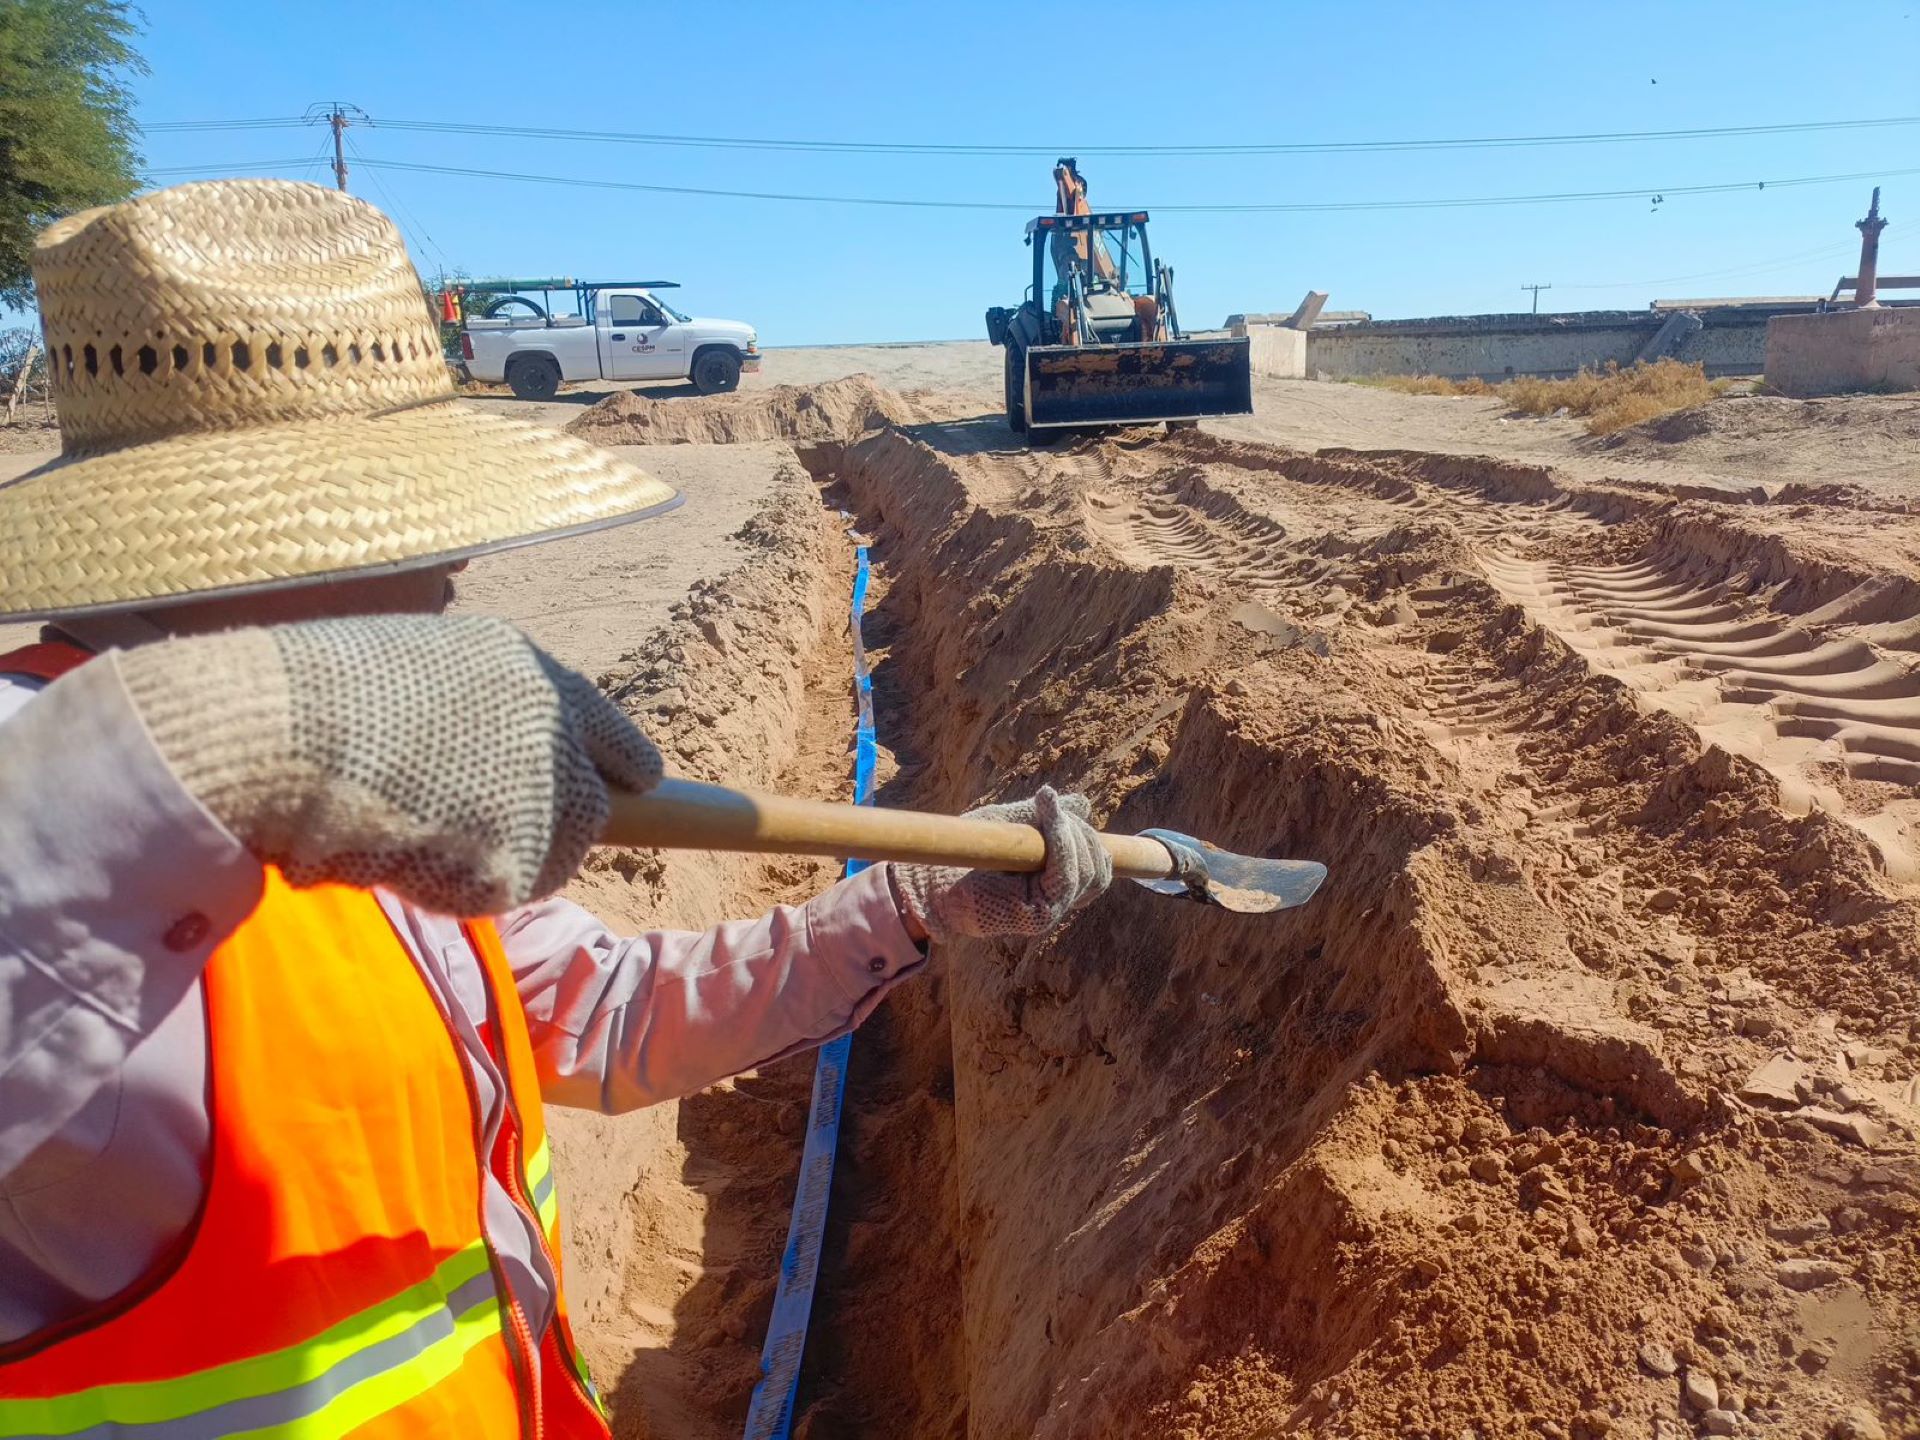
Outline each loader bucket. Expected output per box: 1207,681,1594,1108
1025,337,1253,429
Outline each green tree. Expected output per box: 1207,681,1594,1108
0,0,146,309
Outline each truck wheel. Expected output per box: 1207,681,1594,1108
691,348,741,395
1004,345,1028,435
506,356,561,401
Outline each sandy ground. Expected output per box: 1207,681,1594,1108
448,441,795,676
8,348,1920,1439
544,367,1920,1440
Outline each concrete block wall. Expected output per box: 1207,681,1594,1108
1765,307,1920,396
1302,307,1793,381
1231,323,1306,378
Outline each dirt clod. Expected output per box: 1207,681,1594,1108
1775,1258,1847,1291
1639,1341,1680,1377
1833,1408,1889,1440
1684,1370,1721,1412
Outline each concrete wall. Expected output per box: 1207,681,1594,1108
1766,307,1920,396
1233,323,1306,378
1303,306,1814,381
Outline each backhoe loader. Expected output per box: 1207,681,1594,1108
985,159,1252,435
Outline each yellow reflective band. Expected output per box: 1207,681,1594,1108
519,1138,600,1416
563,1342,607,1420
227,1294,504,1440
0,1244,496,1438
524,1136,551,1192
525,1136,559,1233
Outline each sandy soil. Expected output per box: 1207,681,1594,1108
537,364,1920,1440
1589,394,1920,500
10,347,1920,1439
450,441,797,677
0,413,57,453
814,420,1920,1440
1223,381,1920,502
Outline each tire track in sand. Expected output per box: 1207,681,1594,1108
1082,473,1297,590
1080,423,1920,885
1480,548,1920,882
1063,419,1920,883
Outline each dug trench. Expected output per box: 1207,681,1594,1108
558,381,1920,1440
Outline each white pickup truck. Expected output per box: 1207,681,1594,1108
459,279,760,399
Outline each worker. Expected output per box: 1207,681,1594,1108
0,181,1112,1435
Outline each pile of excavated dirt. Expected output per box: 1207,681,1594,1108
565,373,977,447
548,379,1920,1440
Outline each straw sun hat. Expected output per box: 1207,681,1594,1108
0,179,679,621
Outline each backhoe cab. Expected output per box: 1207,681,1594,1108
985,160,1252,435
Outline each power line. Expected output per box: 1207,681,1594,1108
302,127,337,186
345,132,451,269
137,112,1920,157
144,158,319,176
140,117,307,131
130,151,1919,223
347,154,1920,215
358,157,1028,210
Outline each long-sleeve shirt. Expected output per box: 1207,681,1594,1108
0,661,926,1343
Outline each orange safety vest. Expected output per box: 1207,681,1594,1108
0,642,611,1439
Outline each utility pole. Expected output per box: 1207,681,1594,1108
330,104,348,191
304,102,370,192
1522,283,1552,314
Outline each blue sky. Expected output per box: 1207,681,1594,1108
122,0,1916,347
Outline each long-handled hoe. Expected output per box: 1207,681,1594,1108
606,778,1326,915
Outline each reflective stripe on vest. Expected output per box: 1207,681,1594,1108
0,1245,503,1439
458,922,607,1428
514,1137,602,1415
525,1137,559,1234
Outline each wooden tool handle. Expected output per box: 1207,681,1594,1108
603,777,1179,880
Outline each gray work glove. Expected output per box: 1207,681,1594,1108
893,786,1113,942
114,613,663,916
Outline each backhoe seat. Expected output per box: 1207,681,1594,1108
1081,290,1139,341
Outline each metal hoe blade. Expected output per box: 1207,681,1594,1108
1132,829,1328,915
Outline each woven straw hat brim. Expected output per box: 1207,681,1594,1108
0,400,680,621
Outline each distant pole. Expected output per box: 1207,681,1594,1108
330,104,349,191
1855,187,1888,308
1522,283,1552,314
305,102,370,191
